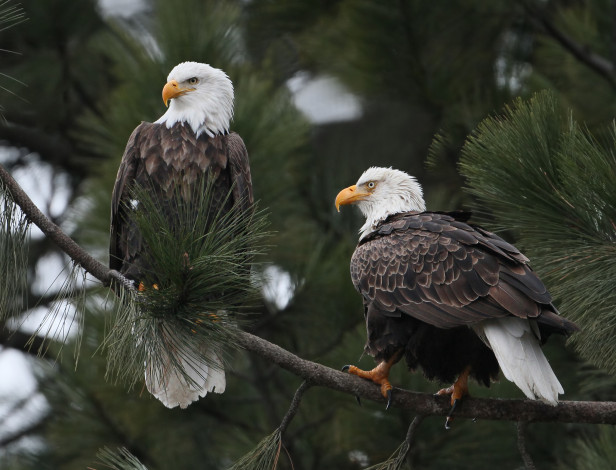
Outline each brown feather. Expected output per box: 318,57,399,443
109,122,252,282
350,211,576,348
350,210,577,386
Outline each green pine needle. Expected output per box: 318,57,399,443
365,415,424,470
558,426,616,470
0,181,29,322
1,181,89,364
104,177,268,389
0,1,27,120
459,90,616,373
0,0,26,32
90,447,149,470
365,441,411,470
227,429,283,470
26,262,87,361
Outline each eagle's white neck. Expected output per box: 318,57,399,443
155,94,233,138
356,168,426,240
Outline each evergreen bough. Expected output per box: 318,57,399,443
459,90,616,374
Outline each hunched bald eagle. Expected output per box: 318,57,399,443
335,167,577,425
109,62,253,408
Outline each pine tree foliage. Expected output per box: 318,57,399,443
363,415,423,470
558,426,616,470
0,182,29,321
91,447,149,470
0,0,25,120
0,0,25,33
104,179,268,389
459,90,616,373
226,429,282,470
364,440,411,470
526,0,616,128
27,263,87,359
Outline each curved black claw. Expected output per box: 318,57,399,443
341,366,361,405
444,398,461,430
385,389,393,410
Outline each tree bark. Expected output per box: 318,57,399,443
236,330,616,425
2,162,616,426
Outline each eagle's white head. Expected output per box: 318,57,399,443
335,166,426,239
155,61,234,138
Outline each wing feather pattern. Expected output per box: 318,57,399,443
351,212,566,330
109,123,253,282
109,121,253,409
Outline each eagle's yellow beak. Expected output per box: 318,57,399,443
162,79,195,107
335,185,370,212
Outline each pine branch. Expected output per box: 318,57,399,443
279,381,310,434
518,0,616,90
228,381,310,469
364,415,425,470
2,161,616,427
237,330,616,425
89,447,149,470
0,163,112,285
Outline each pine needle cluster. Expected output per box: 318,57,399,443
0,0,25,33
0,0,26,120
0,181,29,321
364,441,412,470
90,447,149,470
104,177,268,388
459,90,616,373
226,429,282,470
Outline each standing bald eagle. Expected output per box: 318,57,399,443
335,167,577,424
109,61,253,408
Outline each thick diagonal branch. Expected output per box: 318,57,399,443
2,162,616,425
236,330,616,425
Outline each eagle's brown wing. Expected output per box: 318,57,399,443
109,123,253,281
226,132,253,212
351,212,575,333
109,123,145,273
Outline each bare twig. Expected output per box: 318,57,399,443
404,415,425,451
517,421,536,470
279,381,310,434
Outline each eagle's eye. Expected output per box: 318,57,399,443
367,181,376,189
188,77,199,85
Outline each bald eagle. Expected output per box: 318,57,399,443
109,62,253,408
336,167,577,424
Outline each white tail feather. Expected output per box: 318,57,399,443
145,336,225,409
476,317,563,405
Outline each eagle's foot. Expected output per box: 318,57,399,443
445,399,461,430
137,281,160,292
435,367,471,430
342,359,396,409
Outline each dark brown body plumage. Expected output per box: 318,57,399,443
351,211,577,387
109,122,253,282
